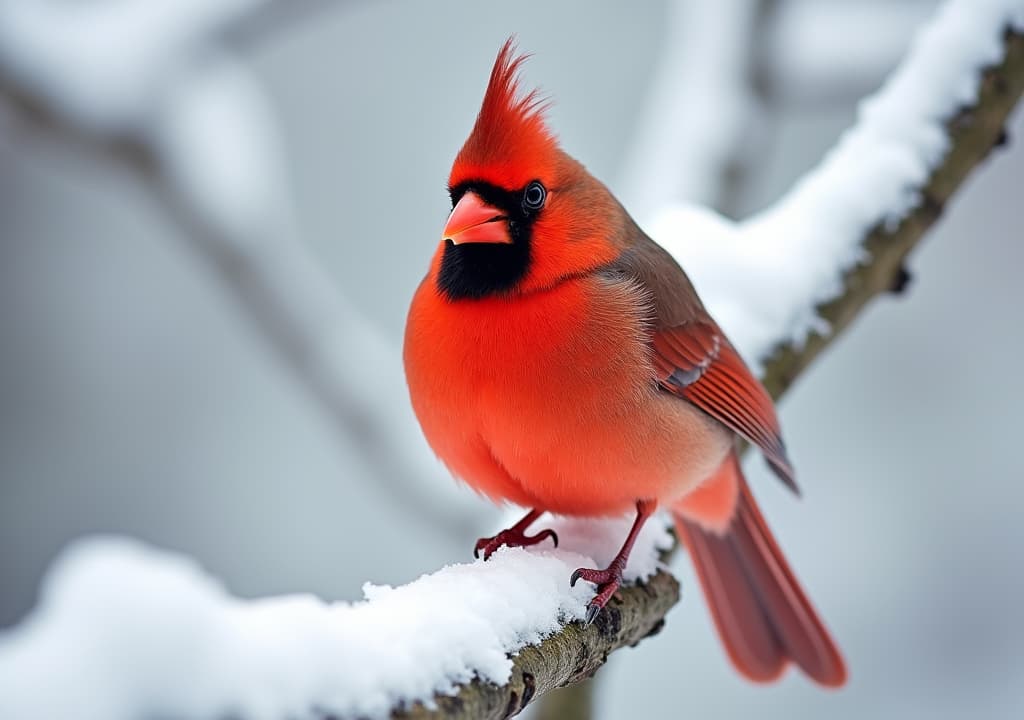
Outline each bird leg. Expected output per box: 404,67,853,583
474,508,559,560
570,499,657,624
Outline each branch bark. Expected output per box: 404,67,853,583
386,569,679,720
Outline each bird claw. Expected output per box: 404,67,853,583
474,527,558,560
571,564,624,624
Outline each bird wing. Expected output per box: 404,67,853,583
651,321,798,494
603,229,797,493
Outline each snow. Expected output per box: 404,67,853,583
0,518,672,720
0,0,263,132
647,0,1024,369
155,52,289,243
0,0,283,245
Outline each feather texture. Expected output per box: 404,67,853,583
653,322,798,494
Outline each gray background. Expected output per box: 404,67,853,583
2,1,1022,718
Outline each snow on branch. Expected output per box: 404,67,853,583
0,1,1022,719
0,521,676,720
756,19,1024,399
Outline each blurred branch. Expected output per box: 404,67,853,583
0,5,483,540
717,0,778,218
389,569,678,720
225,0,348,47
0,92,479,540
619,0,776,221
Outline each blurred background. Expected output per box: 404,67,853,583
1,0,1022,718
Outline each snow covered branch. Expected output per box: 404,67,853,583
756,27,1024,400
0,520,677,719
390,568,678,720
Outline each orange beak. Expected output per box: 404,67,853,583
443,192,512,245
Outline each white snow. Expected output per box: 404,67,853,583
648,0,1024,369
154,52,289,243
0,518,672,720
0,0,263,132
0,0,286,245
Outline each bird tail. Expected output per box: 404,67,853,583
671,453,847,687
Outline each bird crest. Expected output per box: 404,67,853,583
451,37,559,190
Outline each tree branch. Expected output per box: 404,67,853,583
388,569,679,720
760,29,1024,400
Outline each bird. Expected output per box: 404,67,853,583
403,38,847,687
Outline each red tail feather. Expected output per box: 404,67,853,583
673,454,847,687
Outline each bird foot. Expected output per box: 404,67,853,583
474,526,558,560
571,563,625,625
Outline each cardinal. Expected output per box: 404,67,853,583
403,39,846,687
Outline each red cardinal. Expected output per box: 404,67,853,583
404,39,846,687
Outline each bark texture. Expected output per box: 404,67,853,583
386,570,678,720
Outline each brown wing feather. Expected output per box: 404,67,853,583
652,322,798,494
605,227,795,492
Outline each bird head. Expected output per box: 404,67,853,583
433,38,625,301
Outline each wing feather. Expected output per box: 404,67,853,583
652,322,798,494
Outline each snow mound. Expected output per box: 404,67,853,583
0,514,672,720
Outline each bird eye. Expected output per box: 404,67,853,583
522,181,547,212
